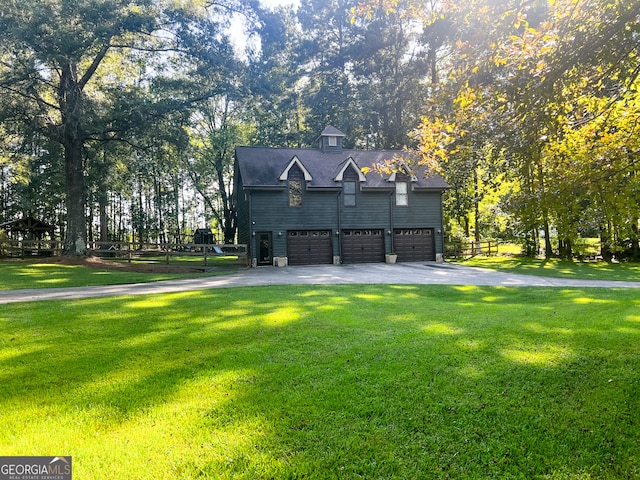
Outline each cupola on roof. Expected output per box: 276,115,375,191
316,125,345,153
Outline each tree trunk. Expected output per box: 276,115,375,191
473,168,480,244
600,223,613,261
558,238,572,260
216,165,236,244
137,185,145,245
543,218,552,258
58,61,87,256
63,141,87,256
632,219,639,260
99,195,108,242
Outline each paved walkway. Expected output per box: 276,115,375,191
1,262,639,304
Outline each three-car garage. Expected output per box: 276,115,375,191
285,228,435,265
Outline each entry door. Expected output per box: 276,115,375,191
257,232,272,266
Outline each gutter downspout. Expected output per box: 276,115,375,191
389,190,394,254
337,190,342,264
440,190,445,262
248,189,255,267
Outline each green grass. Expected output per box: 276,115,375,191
453,256,640,282
0,260,236,290
1,285,639,479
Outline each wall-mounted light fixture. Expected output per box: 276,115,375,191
278,231,283,236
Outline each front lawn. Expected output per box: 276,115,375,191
1,285,639,478
0,260,232,290
453,256,640,282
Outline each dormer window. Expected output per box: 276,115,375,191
342,165,360,207
344,181,356,206
328,136,337,147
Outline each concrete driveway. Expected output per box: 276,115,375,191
1,262,639,304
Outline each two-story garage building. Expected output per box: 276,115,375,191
234,126,449,266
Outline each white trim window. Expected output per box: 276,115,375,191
396,182,408,206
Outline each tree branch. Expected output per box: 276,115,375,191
79,43,111,91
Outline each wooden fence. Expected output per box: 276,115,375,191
444,240,499,259
0,240,248,266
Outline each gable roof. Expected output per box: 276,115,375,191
235,146,449,190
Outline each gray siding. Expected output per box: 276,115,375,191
242,184,445,261
341,189,391,230
248,188,340,258
391,190,444,255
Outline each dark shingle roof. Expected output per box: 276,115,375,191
318,125,346,138
235,146,449,190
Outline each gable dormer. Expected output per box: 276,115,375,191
334,157,366,182
317,125,345,154
386,161,418,183
278,156,313,181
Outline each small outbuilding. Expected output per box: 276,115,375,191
0,215,56,240
193,228,216,245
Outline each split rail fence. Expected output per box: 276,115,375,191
444,240,499,259
0,240,248,267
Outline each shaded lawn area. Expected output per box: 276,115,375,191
0,261,232,290
453,256,640,282
1,285,639,479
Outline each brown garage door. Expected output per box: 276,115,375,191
342,229,385,264
288,230,333,265
394,228,435,262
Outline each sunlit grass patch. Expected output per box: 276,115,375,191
1,285,639,478
454,256,640,281
501,344,573,366
0,261,220,290
572,296,617,304
421,322,464,335
263,305,302,325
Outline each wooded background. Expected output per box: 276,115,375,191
1,0,639,259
